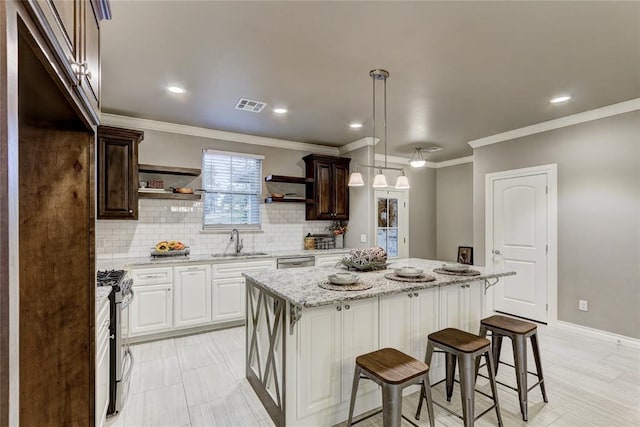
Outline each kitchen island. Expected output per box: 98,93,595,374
243,258,515,426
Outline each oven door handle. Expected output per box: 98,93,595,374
121,347,134,383
121,289,134,309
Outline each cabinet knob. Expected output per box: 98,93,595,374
336,306,342,311
408,294,413,298
414,293,418,297
129,209,133,213
345,304,350,310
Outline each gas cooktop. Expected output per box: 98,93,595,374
97,270,125,287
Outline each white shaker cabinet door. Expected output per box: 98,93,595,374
379,292,413,356
212,277,246,322
341,298,379,403
297,304,342,418
440,282,484,334
129,284,173,336
412,287,440,359
174,265,212,328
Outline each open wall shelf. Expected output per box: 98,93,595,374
139,164,201,176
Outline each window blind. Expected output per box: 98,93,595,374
202,150,264,229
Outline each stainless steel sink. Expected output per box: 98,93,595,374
211,252,270,258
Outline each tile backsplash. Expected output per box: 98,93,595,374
96,199,333,259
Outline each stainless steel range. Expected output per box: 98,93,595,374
97,270,134,416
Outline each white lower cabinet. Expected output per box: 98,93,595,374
212,277,245,321
174,265,212,328
95,296,110,427
297,298,379,419
315,252,349,267
212,259,276,323
379,287,439,361
440,281,484,333
129,284,173,336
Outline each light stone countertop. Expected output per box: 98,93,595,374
96,286,112,302
243,258,516,308
96,248,352,271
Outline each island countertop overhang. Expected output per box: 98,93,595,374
243,258,515,309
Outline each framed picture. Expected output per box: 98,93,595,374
457,246,473,265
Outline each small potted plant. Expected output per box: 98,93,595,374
327,220,348,248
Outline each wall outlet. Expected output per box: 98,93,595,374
579,300,588,311
360,234,367,243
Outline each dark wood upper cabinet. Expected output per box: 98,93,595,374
303,154,351,220
27,0,110,123
97,125,143,219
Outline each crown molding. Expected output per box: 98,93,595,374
468,98,640,148
338,137,379,154
374,153,473,169
100,113,340,155
434,156,474,168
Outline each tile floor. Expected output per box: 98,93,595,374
106,323,640,427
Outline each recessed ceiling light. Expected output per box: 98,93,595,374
273,108,288,114
550,95,571,104
349,123,363,129
167,86,185,94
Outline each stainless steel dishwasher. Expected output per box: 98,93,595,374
276,256,315,269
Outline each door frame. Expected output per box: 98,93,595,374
373,189,409,259
484,164,558,323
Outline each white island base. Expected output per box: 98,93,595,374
245,274,492,426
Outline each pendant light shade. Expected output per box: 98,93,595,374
372,169,388,188
395,170,410,189
347,171,364,187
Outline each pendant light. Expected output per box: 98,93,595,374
348,69,409,189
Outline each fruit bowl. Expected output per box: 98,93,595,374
151,241,190,257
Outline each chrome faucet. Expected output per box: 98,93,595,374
230,228,244,255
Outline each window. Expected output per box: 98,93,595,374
202,149,263,229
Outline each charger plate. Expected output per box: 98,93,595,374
384,273,436,283
318,281,373,292
433,268,481,276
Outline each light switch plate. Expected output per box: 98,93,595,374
360,234,367,243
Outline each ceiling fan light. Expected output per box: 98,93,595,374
395,171,410,189
372,170,388,188
410,147,427,168
348,172,365,187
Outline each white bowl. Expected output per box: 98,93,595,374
395,267,424,277
442,263,470,272
328,272,359,285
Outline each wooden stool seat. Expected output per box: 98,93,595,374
428,327,490,353
356,348,429,385
348,348,434,427
481,314,537,334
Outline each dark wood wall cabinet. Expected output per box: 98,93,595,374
303,154,351,220
97,125,144,219
25,0,110,124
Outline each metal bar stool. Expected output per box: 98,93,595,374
347,347,434,427
415,328,503,427
477,315,548,421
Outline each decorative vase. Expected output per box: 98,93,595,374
335,234,344,249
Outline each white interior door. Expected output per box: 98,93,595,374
492,173,548,322
374,190,408,258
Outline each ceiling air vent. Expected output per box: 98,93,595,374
235,98,267,113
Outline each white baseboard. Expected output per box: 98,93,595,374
551,320,640,349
